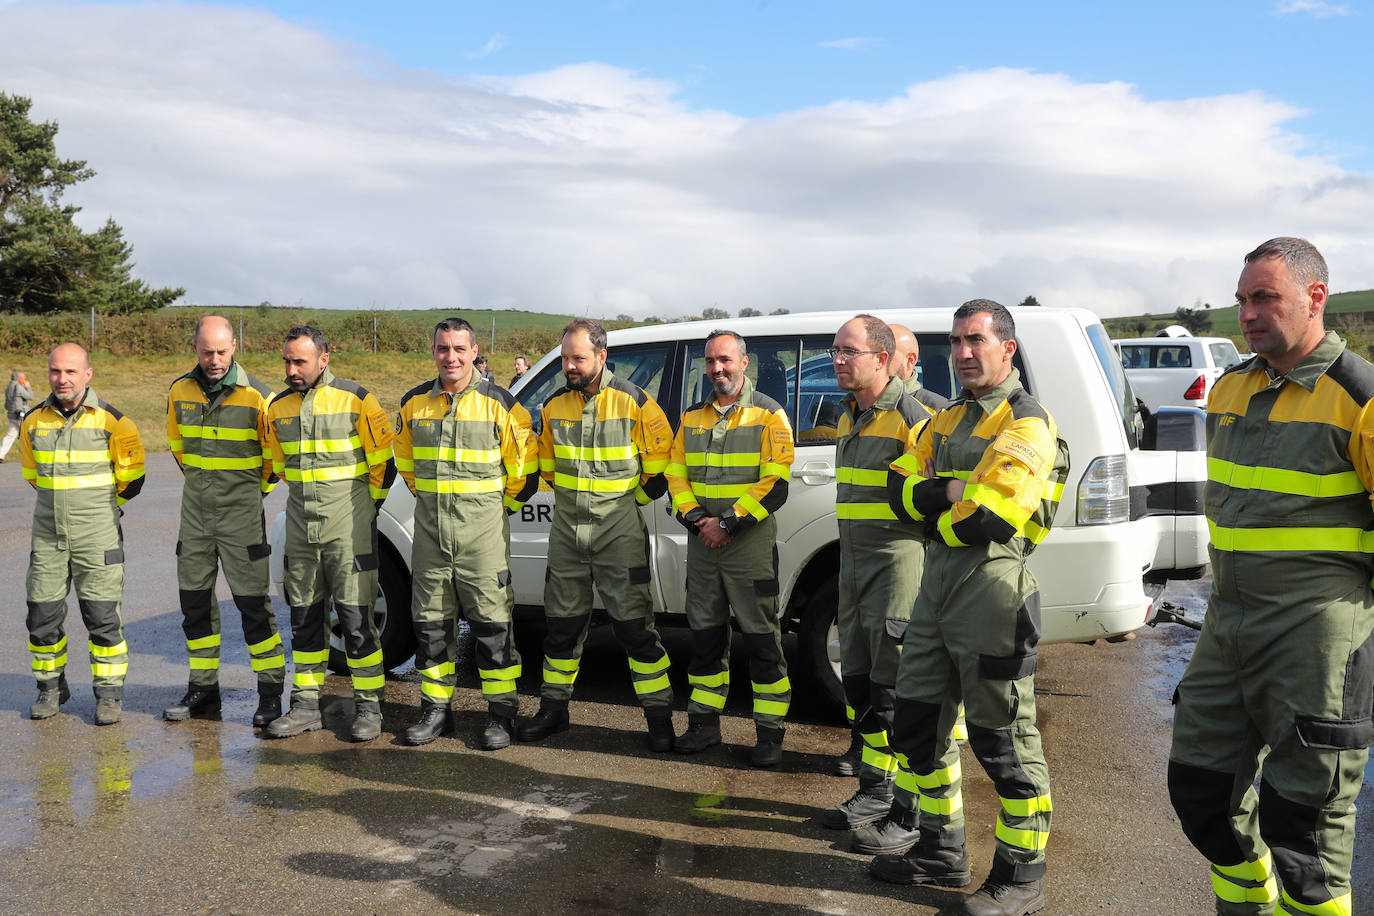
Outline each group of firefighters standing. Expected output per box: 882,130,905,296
12,236,1372,915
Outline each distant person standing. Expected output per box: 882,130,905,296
1,369,34,461
21,344,145,725
474,355,495,383
889,324,952,413
510,354,530,389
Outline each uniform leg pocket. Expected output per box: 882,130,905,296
1297,628,1374,749
497,570,511,588
104,548,124,565
354,553,378,572
753,578,779,597
978,651,1038,680
629,566,651,585
884,618,908,642
247,543,271,560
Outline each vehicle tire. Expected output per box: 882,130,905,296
796,575,845,716
327,543,416,674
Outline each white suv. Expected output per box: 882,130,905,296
1115,335,1241,413
274,307,1210,711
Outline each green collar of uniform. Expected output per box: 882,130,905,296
900,373,924,396
191,360,244,396
1240,330,1343,392
574,366,615,400
429,369,482,401
312,366,336,393
43,385,98,418
708,374,756,413
842,375,901,421
961,367,1022,414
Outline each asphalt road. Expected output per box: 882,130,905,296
0,454,1370,915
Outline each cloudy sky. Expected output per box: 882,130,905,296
1,0,1372,318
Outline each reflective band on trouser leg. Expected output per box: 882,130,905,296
953,703,968,741
187,633,222,684
418,661,456,703
752,676,791,727
915,760,965,820
630,653,671,699
995,793,1053,858
1211,854,1279,908
248,631,287,682
892,753,920,813
479,663,521,713
292,648,329,699
1277,891,1352,915
542,655,580,697
29,635,68,682
348,648,385,702
688,670,729,713
90,639,129,684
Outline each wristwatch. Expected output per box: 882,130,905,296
718,517,729,530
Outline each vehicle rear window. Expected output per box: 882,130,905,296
1209,341,1240,368
1123,344,1192,369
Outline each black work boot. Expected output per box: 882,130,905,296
404,704,453,746
869,829,971,887
645,713,676,752
252,685,284,728
831,727,862,776
480,714,514,751
264,700,322,738
29,677,70,720
820,787,893,829
851,805,920,855
163,686,222,722
673,713,722,754
954,877,1045,915
350,701,383,742
94,696,123,726
516,702,569,742
751,723,785,768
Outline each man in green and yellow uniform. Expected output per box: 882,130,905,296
1169,238,1374,916
665,329,794,767
264,326,396,742
394,317,537,750
22,343,145,726
163,316,285,726
517,319,677,750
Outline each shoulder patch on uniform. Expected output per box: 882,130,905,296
95,397,126,421
606,374,649,406
1005,387,1049,423
992,428,1047,474
329,376,368,400
1326,349,1374,405
399,380,433,408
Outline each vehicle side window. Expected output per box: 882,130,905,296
798,340,839,443
516,344,673,433
1209,341,1240,367
1121,346,1149,370
916,335,954,400
1155,346,1192,368
684,337,808,435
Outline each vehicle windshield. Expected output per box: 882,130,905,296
1087,323,1138,445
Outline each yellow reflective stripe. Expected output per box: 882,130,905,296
633,484,653,505
90,641,127,658
837,466,889,487
293,671,327,687
861,745,898,773
348,649,383,669
545,656,578,672
502,495,523,513
1022,520,1050,544
351,673,384,690
919,793,964,817
30,449,112,463
411,445,502,463
187,634,222,650
419,662,455,680
543,655,579,684
115,466,144,483
92,662,128,677
671,488,698,510
283,461,369,483
1214,853,1272,881
1001,794,1053,817
894,768,919,794
691,688,727,709
753,676,790,694
394,456,415,472
634,673,671,694
965,482,1033,528
21,465,36,481
737,493,767,521
293,649,329,665
665,462,689,478
29,636,67,653
250,655,285,671
628,655,670,675
181,454,262,471
1208,457,1364,498
36,472,117,490
913,761,962,790
690,482,753,498
753,698,789,716
284,436,362,454
891,452,923,475
169,439,183,453
189,657,220,670
247,633,282,655
414,477,504,494
32,655,68,671
551,472,638,493
683,451,760,468
1278,890,1351,915
938,511,966,546
995,820,1049,852
420,681,454,700
761,462,790,480
836,503,898,520
478,664,522,681
370,485,388,501
481,679,517,697
553,443,635,461
366,446,391,466
844,704,856,723
1208,520,1374,553
641,456,668,473
1212,866,1279,905
538,457,556,472
688,671,729,688
177,425,259,441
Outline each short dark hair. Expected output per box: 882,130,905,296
562,318,607,352
954,299,1015,343
852,314,895,356
433,316,476,345
284,325,328,353
1244,237,1328,288
705,329,747,357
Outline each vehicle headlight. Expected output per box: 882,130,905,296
1077,454,1129,525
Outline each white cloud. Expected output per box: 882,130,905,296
818,37,882,51
1276,0,1353,16
467,32,508,60
1,4,1371,320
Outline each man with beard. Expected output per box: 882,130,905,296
264,325,396,742
665,330,795,766
163,316,285,726
22,343,145,725
517,318,677,750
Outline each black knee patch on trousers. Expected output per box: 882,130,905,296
334,602,378,657
842,673,871,717
1167,760,1246,866
78,599,123,645
290,600,330,652
744,631,783,683
413,616,457,669
689,624,730,676
611,616,660,662
467,619,515,669
1258,777,1329,904
179,589,215,636
545,613,592,657
892,697,944,770
968,724,1037,798
232,594,275,644
865,682,896,734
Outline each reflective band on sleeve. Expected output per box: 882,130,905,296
937,511,967,546
761,462,791,480
736,492,767,521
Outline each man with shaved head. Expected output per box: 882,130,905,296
163,316,285,726
889,324,951,413
21,343,145,725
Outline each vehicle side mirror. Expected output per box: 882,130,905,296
1141,406,1206,451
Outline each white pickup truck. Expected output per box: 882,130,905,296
273,307,1211,712
1115,334,1241,413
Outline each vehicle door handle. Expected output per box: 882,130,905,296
797,461,836,486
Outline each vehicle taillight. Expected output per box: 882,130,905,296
1077,455,1129,525
1184,375,1206,400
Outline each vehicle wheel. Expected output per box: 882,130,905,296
796,575,845,716
327,544,416,674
